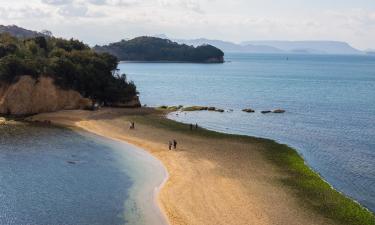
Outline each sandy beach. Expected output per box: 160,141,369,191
29,108,338,225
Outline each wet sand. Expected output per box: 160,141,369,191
30,108,335,225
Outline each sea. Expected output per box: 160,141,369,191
0,123,167,225
119,53,375,212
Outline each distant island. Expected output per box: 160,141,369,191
0,32,139,115
94,37,225,63
168,36,364,55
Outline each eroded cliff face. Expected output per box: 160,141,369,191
0,76,92,116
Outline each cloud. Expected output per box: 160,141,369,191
0,0,374,49
98,0,140,6
0,6,51,20
58,4,88,17
42,0,73,5
158,0,204,13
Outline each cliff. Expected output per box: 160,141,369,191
0,76,92,116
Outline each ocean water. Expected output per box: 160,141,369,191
119,53,375,212
0,123,167,225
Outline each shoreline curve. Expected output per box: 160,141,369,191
27,108,375,225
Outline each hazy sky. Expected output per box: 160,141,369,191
0,0,374,49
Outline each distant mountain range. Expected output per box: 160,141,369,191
0,25,369,56
170,37,365,55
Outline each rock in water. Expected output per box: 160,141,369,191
0,76,92,116
273,109,286,113
242,108,255,113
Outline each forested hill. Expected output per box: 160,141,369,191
94,37,225,63
0,33,137,105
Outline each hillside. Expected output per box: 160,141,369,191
0,33,139,115
94,37,224,63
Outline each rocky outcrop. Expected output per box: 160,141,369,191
0,76,92,116
273,109,286,113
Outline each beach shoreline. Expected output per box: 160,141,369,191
28,107,375,225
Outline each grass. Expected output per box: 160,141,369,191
131,113,375,225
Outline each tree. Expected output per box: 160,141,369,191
0,33,138,105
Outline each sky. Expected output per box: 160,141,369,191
0,0,374,50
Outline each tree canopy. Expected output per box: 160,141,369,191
94,37,224,63
0,33,137,104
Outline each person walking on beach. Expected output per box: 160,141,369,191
173,139,177,149
195,123,198,129
190,124,193,131
129,121,135,129
168,141,172,150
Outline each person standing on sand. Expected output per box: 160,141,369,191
195,123,198,129
168,141,172,150
190,124,193,130
173,140,177,149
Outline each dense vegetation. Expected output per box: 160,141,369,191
94,37,224,63
0,33,137,105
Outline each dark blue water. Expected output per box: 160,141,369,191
119,53,375,212
0,123,167,225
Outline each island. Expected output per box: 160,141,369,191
94,36,225,63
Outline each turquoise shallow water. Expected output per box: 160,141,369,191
0,124,167,225
119,53,375,212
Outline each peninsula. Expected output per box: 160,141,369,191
30,108,375,225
